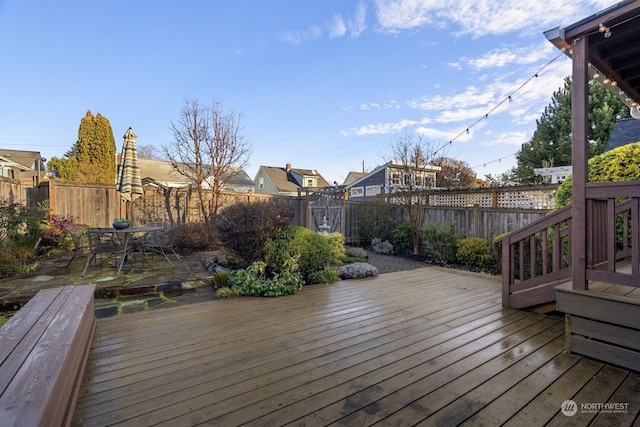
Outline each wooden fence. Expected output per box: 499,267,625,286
24,180,555,245
0,177,26,203
30,179,120,228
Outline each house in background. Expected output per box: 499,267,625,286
533,165,572,184
0,149,47,186
137,159,254,192
254,163,331,196
345,160,441,199
342,171,366,186
603,117,640,152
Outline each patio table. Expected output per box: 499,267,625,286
81,225,162,276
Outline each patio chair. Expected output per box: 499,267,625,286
81,230,128,276
140,224,183,267
63,225,88,267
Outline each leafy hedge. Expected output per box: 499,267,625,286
555,141,640,207
265,225,335,285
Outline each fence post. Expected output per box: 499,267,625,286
305,188,310,228
48,178,56,215
472,204,480,237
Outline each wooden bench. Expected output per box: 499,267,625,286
0,284,96,426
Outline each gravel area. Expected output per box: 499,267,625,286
365,251,431,274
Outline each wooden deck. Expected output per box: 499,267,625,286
72,267,640,426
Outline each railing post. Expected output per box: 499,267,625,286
570,36,589,290
501,235,511,307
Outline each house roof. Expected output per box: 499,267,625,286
346,160,441,189
138,158,254,189
604,118,640,151
0,149,41,170
545,0,640,110
343,171,367,186
259,165,331,193
0,155,30,171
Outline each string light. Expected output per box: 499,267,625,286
470,153,516,170
433,52,563,156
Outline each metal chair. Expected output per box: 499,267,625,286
81,230,128,276
140,225,183,267
63,225,88,267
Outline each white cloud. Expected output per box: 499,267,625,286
374,0,617,37
281,25,323,44
385,100,400,109
346,117,430,136
415,126,473,143
484,131,528,146
330,15,347,38
349,1,368,37
330,2,368,39
465,45,553,70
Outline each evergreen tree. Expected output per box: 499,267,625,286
515,77,629,183
48,110,117,183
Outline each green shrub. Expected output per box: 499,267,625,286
390,222,414,255
456,237,493,268
214,201,293,265
325,232,346,262
228,261,304,297
216,286,239,299
555,141,640,208
306,267,339,285
422,222,459,264
340,246,368,263
345,246,367,258
213,271,229,288
265,225,334,285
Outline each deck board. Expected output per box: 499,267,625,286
72,267,640,426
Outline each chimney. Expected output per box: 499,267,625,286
286,162,291,172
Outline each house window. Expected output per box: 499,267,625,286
391,173,401,186
258,177,264,190
350,187,364,197
307,179,314,187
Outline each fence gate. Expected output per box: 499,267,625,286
307,190,343,234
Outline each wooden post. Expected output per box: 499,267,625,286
571,36,588,290
48,178,56,216
305,188,310,228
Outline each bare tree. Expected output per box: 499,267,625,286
385,133,439,254
163,98,251,221
137,144,163,160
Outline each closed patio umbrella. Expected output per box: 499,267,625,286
117,128,143,217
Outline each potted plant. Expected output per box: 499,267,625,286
112,218,132,229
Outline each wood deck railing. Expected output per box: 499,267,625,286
501,205,572,309
502,181,640,309
585,181,640,288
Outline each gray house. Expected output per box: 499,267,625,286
345,160,441,199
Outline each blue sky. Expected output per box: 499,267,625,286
0,0,618,184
